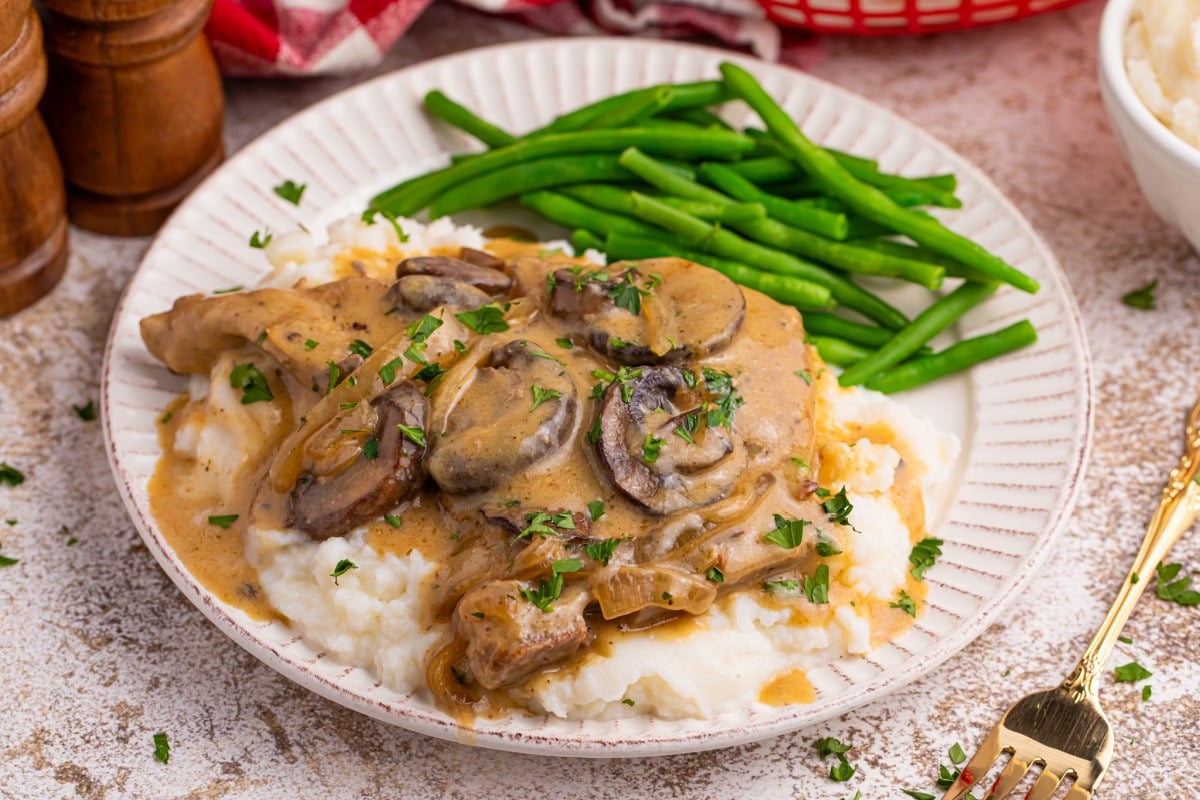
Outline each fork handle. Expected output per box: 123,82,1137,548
1064,402,1200,699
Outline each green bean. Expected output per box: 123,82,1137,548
865,320,1038,393
699,163,848,239
369,124,746,217
837,281,998,387
805,313,903,350
423,90,517,148
428,154,635,217
666,108,734,130
529,81,729,136
720,62,1038,294
810,336,872,368
571,229,606,253
654,196,767,224
621,192,923,323
519,190,671,241
604,232,834,310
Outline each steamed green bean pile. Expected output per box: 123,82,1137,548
369,64,1039,393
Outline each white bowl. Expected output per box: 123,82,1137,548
1098,0,1200,253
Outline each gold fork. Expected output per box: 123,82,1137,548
943,396,1200,800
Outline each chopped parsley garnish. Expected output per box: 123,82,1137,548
901,791,936,800
407,314,443,343
586,416,603,445
552,558,582,574
453,339,467,353
891,589,917,617
413,363,446,388
153,732,170,764
530,385,564,412
622,698,635,707
349,339,373,358
396,424,426,447
454,304,509,335
519,510,576,539
585,538,621,566
763,514,807,549
662,591,673,603
794,369,812,385
591,366,644,404
339,402,358,410
362,437,380,460
909,537,944,580
4,519,15,526
705,566,724,583
763,579,802,596
642,434,664,463
383,514,403,528
272,179,306,205
325,361,341,394
73,401,96,421
212,285,243,295
1118,634,1133,644
254,331,267,346
230,363,274,404
530,349,565,366
815,737,856,782
208,514,238,529
587,500,605,521
804,564,830,604
159,412,173,425
606,270,654,316
936,764,960,789
522,556,580,613
378,357,404,385
249,230,272,249
1155,561,1200,605
330,559,358,585
1131,572,1141,584
1114,661,1152,683
0,462,25,487
674,413,699,445
822,486,854,526
701,367,743,429
304,339,319,351
1122,279,1157,310
815,538,842,557
404,340,428,365
556,338,574,349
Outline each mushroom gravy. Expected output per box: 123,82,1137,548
143,229,949,720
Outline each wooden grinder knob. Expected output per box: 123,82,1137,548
39,0,224,236
0,1,69,316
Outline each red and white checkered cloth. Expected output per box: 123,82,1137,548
205,0,819,77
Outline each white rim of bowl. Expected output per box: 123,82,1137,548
1099,0,1200,169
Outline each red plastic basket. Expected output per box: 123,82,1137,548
756,0,1088,34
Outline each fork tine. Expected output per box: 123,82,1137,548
988,753,1032,799
940,727,1003,800
1026,769,1064,800
1062,778,1094,800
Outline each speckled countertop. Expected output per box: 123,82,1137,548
3,1,1200,797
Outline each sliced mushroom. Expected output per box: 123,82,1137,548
546,258,746,365
285,380,428,539
387,274,492,313
457,247,507,272
594,366,746,515
455,580,591,689
427,340,579,495
396,255,512,293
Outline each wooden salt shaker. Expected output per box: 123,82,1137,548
0,0,68,316
39,0,224,236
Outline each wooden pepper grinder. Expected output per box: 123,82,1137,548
39,0,224,236
0,0,68,316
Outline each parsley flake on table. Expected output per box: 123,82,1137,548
584,538,621,567
763,514,807,549
73,401,96,421
530,385,563,412
330,559,358,585
1114,661,1152,683
1155,561,1200,606
0,462,26,487
454,304,509,334
909,537,943,580
901,791,936,800
272,179,307,206
249,230,272,249
948,742,966,764
208,514,238,529
230,363,273,404
0,551,18,567
815,737,856,782
891,589,917,617
1143,684,1153,701
153,732,170,764
1121,279,1157,310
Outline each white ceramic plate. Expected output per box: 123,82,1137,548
102,38,1092,757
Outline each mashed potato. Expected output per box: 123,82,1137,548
1126,0,1200,149
159,213,959,721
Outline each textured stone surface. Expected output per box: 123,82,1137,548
3,2,1200,797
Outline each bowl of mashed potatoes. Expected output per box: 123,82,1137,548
1100,0,1200,253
